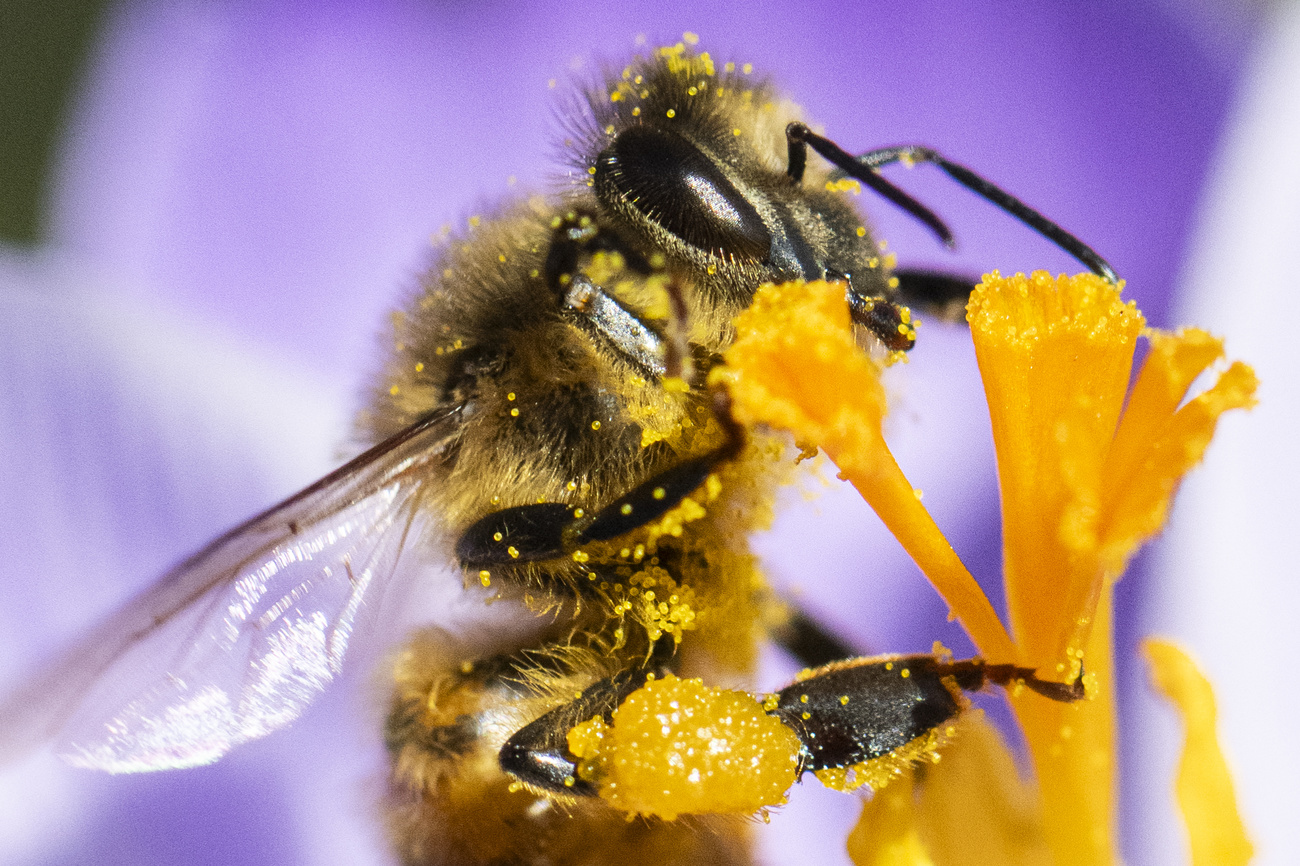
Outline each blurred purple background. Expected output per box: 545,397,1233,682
0,1,1264,864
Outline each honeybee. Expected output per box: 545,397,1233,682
2,41,1109,866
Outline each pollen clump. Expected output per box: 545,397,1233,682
567,673,801,820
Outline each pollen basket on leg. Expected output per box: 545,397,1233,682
567,673,801,820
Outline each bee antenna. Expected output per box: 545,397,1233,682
787,122,956,248
842,144,1119,284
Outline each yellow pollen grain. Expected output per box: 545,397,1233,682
621,504,633,515
414,362,424,372
507,546,519,559
901,668,911,678
742,63,753,74
389,385,399,396
479,570,491,587
666,108,677,118
631,106,641,116
840,696,849,705
652,487,666,500
591,420,602,430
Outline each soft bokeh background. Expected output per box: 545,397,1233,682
0,1,1283,864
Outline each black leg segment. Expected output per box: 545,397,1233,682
786,122,956,248
892,268,979,321
774,654,1085,774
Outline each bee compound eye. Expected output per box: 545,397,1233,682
597,126,771,262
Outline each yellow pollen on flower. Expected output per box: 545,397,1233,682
712,273,1254,866
712,280,1014,660
1098,329,1257,577
968,270,1145,669
965,271,1254,866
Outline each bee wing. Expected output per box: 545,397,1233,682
0,408,462,773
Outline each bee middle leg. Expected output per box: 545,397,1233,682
455,388,744,569
767,606,859,670
892,268,979,322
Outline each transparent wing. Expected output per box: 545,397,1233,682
0,408,462,773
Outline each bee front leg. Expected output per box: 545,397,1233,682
891,267,978,322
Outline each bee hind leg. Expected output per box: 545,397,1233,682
771,654,1087,776
498,661,667,796
768,606,860,670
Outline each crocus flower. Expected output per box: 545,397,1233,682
718,274,1256,865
